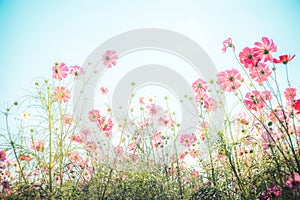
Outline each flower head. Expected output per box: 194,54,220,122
249,62,272,84
192,78,208,95
273,54,295,64
254,37,277,62
294,99,300,114
222,37,235,53
217,68,242,92
88,110,101,122
52,62,69,80
53,86,71,103
103,50,118,68
70,65,84,79
284,88,296,102
30,140,44,152
179,133,197,147
0,150,6,162
239,47,258,68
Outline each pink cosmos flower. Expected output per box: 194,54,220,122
244,91,265,111
261,90,272,101
100,87,109,95
128,153,138,163
147,103,159,116
192,78,208,95
68,152,84,165
284,88,296,102
80,127,92,137
204,97,217,111
53,86,71,103
152,131,163,149
97,117,114,137
249,63,272,84
189,149,198,158
238,47,258,68
158,114,174,128
253,37,277,62
179,133,197,148
128,143,137,151
52,62,69,80
139,97,146,105
217,68,242,92
88,110,101,122
69,65,84,79
114,146,124,157
285,172,300,189
30,140,44,152
294,99,300,114
273,54,295,64
222,37,235,53
0,150,6,162
63,114,72,126
137,118,153,129
69,134,83,143
103,50,118,68
235,112,249,125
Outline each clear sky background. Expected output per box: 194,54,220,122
0,0,300,105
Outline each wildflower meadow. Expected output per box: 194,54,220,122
0,36,300,200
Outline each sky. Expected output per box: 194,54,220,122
0,0,300,105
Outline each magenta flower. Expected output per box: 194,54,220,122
0,150,6,162
53,86,71,103
222,37,235,53
52,62,69,80
179,133,197,148
88,110,101,122
284,88,297,102
103,50,118,68
70,65,84,79
249,63,272,84
192,78,208,95
239,47,258,68
294,99,300,114
217,68,242,92
254,37,277,62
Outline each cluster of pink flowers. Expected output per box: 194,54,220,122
192,78,217,111
260,184,282,200
244,90,272,111
52,62,84,80
88,109,114,138
285,172,300,190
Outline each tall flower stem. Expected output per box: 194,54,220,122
46,84,54,197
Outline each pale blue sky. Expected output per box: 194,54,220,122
0,0,300,104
